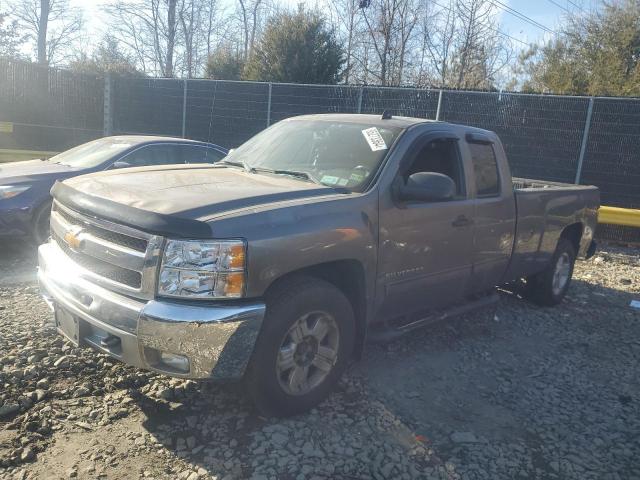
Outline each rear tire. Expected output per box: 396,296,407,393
524,238,576,306
32,201,52,245
245,276,355,417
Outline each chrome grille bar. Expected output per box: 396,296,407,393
50,201,163,299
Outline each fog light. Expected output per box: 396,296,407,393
159,352,190,373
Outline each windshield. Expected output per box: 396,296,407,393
51,138,135,168
225,119,403,192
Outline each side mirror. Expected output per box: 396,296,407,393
112,160,132,169
397,172,456,202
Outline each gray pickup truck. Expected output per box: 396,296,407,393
38,114,599,415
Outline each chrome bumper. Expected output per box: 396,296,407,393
37,241,265,380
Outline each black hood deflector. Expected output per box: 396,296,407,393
51,181,213,238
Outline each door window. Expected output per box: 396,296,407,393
403,138,465,198
469,143,500,197
120,144,180,167
176,145,225,164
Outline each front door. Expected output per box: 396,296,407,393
377,133,475,322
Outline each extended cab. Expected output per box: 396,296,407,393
38,114,599,415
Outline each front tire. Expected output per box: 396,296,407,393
245,276,355,417
525,238,576,306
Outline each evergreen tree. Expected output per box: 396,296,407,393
206,48,245,80
244,8,344,84
519,1,640,96
0,9,23,58
68,36,141,75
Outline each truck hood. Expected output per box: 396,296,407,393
54,164,342,237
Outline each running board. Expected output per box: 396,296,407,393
367,292,500,344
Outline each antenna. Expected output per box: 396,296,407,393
381,110,393,120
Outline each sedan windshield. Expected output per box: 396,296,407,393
51,138,135,168
224,119,404,192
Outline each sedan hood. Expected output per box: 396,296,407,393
0,159,75,184
54,164,342,238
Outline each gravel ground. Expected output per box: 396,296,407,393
0,240,639,480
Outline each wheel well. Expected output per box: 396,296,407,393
33,198,53,219
264,260,368,358
560,222,583,253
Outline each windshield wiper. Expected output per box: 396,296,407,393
216,159,251,172
251,167,322,185
274,169,318,183
219,162,327,187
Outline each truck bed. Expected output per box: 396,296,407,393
513,177,588,190
505,177,600,281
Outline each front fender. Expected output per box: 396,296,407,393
204,193,379,301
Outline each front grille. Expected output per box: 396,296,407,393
54,205,148,252
53,233,142,288
50,201,157,294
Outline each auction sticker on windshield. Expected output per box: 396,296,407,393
362,127,387,151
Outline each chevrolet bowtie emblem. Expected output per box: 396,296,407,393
63,227,83,250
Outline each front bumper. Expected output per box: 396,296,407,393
37,241,265,380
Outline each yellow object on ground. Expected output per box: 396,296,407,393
598,206,640,228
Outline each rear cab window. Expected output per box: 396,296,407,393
468,140,500,197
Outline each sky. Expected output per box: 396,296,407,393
497,0,597,45
71,0,600,53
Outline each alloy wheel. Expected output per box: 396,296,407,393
276,311,340,396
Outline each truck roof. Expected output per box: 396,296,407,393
286,113,436,129
285,113,496,138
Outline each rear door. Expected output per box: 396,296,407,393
465,133,516,292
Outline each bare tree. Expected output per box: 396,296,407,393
328,0,364,83
237,0,265,60
359,0,420,86
417,0,456,86
359,0,396,86
450,0,511,89
391,0,419,84
165,0,178,76
179,0,198,77
203,0,223,58
10,0,83,65
180,0,229,78
106,0,181,77
324,0,514,88
105,0,234,78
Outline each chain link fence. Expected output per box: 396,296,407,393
0,59,104,152
1,58,639,242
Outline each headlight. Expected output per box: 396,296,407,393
158,239,246,298
0,185,31,199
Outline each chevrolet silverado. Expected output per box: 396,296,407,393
38,114,599,415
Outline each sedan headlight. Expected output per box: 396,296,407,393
0,184,31,199
158,239,246,298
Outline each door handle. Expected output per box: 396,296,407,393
452,215,473,227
